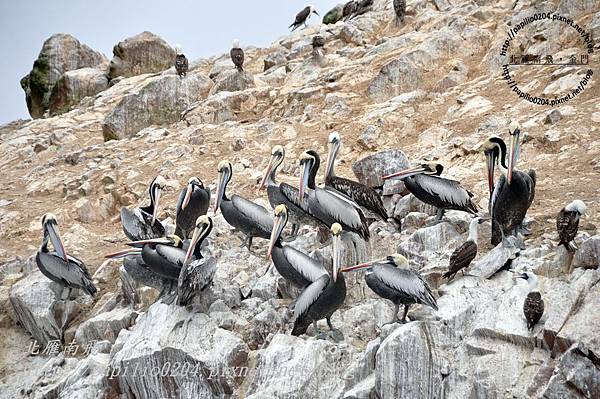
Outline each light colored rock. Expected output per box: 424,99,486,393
352,150,410,187
108,31,175,80
48,67,108,115
573,235,600,269
75,305,138,347
469,237,521,279
210,69,255,94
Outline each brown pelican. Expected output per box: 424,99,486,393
299,150,370,240
325,132,387,221
268,205,328,288
120,175,166,241
120,235,185,281
175,44,188,78
291,223,346,339
516,271,544,330
177,215,216,306
215,160,273,250
230,40,244,72
260,145,314,239
341,254,438,324
36,213,97,298
443,217,485,280
289,5,319,31
175,177,210,239
383,163,478,222
393,0,406,23
557,200,586,251
484,122,536,245
343,1,358,20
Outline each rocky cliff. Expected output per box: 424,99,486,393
1,0,600,398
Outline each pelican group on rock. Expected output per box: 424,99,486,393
175,176,210,239
557,200,586,251
120,175,166,241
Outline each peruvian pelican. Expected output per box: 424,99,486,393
291,223,346,338
299,150,370,240
289,5,319,31
120,175,166,241
556,200,586,251
268,205,328,288
175,177,210,239
215,160,273,250
516,271,544,331
341,254,438,323
383,163,478,221
325,132,387,221
36,213,97,298
443,217,486,280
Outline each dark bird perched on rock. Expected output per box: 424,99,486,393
325,132,387,221
343,1,359,19
230,40,245,72
350,0,373,19
291,223,346,340
443,217,486,280
215,160,273,250
484,122,536,246
341,254,438,324
120,175,166,241
175,44,189,78
312,35,325,49
516,271,544,331
175,177,210,239
290,5,319,31
312,35,326,66
383,163,478,222
322,4,344,24
177,215,216,306
557,200,586,251
393,0,406,23
36,213,97,298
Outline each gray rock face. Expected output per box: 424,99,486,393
352,150,410,187
102,73,213,140
108,31,175,80
74,305,138,348
573,235,600,269
367,58,421,102
469,237,520,279
210,70,256,94
20,34,107,118
48,67,109,115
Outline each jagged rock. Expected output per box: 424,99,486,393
48,67,109,115
357,125,380,150
209,70,255,94
102,73,213,140
573,235,600,269
263,48,289,71
544,109,562,125
352,150,410,188
109,302,249,398
393,194,437,220
469,237,520,278
74,305,138,347
184,88,269,125
367,58,421,102
587,11,600,44
398,222,461,262
20,34,107,118
108,31,175,80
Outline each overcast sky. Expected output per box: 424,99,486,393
0,0,340,124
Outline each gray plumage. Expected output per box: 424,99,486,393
177,256,216,306
120,176,166,241
175,179,210,239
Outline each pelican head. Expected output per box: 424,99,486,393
483,136,508,196
325,132,342,180
232,39,240,49
331,223,343,281
507,121,522,184
260,145,285,190
184,215,213,266
383,163,443,180
181,176,203,210
149,175,167,226
41,213,68,262
565,199,586,215
267,204,288,259
340,252,408,273
387,253,409,268
299,151,317,197
214,161,233,213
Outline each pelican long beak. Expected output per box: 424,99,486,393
259,157,274,190
340,257,387,273
507,129,520,185
332,233,341,282
486,151,496,198
325,140,340,181
182,183,193,210
151,187,162,226
214,170,227,213
383,166,426,180
104,247,142,259
299,160,311,198
267,213,286,259
126,237,172,248
47,222,68,262
184,224,205,266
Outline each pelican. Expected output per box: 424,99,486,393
325,132,387,221
230,40,244,72
291,223,346,338
177,215,217,306
557,200,586,251
516,271,544,330
175,177,210,239
443,217,485,280
215,160,273,250
393,0,406,23
383,163,478,221
120,175,166,241
260,145,314,239
289,5,319,31
268,205,328,288
484,122,536,245
299,150,370,240
36,213,97,298
175,44,189,78
341,254,438,324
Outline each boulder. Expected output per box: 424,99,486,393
323,4,344,24
74,305,138,348
352,150,410,188
48,67,108,115
102,73,213,140
209,70,255,94
108,31,175,80
367,58,421,102
573,235,600,269
263,48,289,72
469,237,520,278
20,34,107,118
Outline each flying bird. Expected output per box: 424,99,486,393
289,5,319,31
556,200,586,251
341,253,438,324
120,175,166,241
36,213,97,298
516,271,544,331
175,177,210,239
175,44,189,78
443,217,486,280
383,163,478,222
230,40,245,72
393,0,407,23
